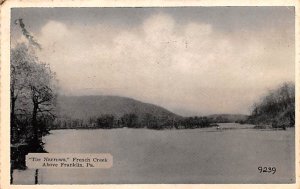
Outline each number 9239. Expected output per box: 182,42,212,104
258,166,276,174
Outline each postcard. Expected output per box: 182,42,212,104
0,0,299,188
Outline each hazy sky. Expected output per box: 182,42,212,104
11,7,295,116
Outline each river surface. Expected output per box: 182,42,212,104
13,123,295,184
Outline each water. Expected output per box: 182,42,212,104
13,123,295,184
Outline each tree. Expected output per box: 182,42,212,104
142,113,161,129
249,82,295,127
10,43,34,143
10,42,57,148
28,61,57,147
96,114,115,129
11,18,57,184
121,113,139,128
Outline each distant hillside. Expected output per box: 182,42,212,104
207,114,249,123
57,95,180,120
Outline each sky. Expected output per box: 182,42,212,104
11,7,295,116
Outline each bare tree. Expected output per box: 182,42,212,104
29,61,57,146
10,43,34,143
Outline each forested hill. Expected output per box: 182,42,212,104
248,82,295,127
57,95,181,120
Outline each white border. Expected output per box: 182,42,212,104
1,0,299,189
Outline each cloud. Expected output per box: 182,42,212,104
32,12,294,115
41,21,69,40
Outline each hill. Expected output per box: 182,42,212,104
57,95,180,121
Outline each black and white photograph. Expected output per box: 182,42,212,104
1,1,297,186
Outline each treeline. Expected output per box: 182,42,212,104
52,113,215,130
248,82,295,128
209,116,234,123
